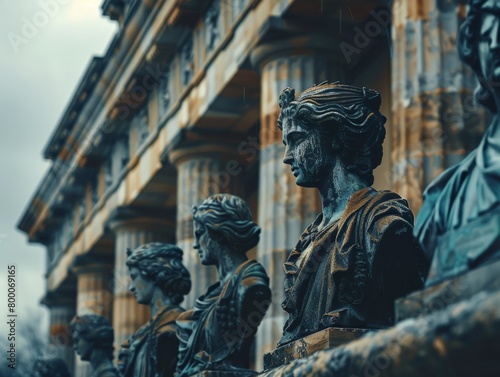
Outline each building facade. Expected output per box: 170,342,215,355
18,0,487,376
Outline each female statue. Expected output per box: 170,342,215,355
277,82,428,345
70,314,119,377
176,194,271,377
118,242,191,377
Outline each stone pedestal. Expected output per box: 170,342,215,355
73,258,114,377
396,258,500,322
263,327,372,370
250,36,344,368
189,371,256,377
168,142,244,308
107,208,173,351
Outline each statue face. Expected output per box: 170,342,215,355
73,335,92,361
478,5,500,90
281,116,332,187
193,221,218,265
129,266,156,305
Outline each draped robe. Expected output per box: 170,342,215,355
415,121,500,286
118,305,184,377
279,187,427,346
176,259,271,377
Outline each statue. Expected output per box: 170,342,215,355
176,194,271,377
33,356,71,377
277,82,428,346
118,242,191,377
69,314,119,377
414,0,500,286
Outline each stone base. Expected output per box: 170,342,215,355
396,258,500,322
190,370,256,377
263,327,372,370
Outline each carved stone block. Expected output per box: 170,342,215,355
263,327,372,370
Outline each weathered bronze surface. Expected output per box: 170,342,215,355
32,357,71,377
176,194,271,377
118,243,191,377
70,314,119,377
258,289,500,377
263,327,372,370
415,0,500,286
277,82,428,346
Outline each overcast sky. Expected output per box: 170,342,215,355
0,0,116,358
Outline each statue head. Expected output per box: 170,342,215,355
277,82,386,187
192,194,260,265
69,314,114,361
126,242,191,305
33,356,71,377
458,0,500,112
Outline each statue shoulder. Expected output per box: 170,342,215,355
361,188,415,237
238,260,271,289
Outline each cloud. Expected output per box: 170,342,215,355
0,0,117,336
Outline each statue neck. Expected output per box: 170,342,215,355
216,249,248,284
90,350,113,372
149,290,174,318
317,160,367,231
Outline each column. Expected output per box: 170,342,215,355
391,0,488,212
107,208,174,350
168,142,244,309
251,36,343,368
42,294,76,375
72,257,114,377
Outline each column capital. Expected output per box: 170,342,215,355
250,34,341,71
167,141,246,167
71,255,114,275
106,206,175,233
41,291,76,309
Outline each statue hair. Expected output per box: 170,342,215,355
458,0,497,112
192,194,260,254
277,82,386,186
69,314,114,360
126,242,191,305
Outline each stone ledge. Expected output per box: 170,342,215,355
189,370,256,377
258,290,500,377
396,258,500,322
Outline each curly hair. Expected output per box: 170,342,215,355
126,243,191,305
277,82,386,186
69,314,114,360
192,194,260,254
458,0,497,112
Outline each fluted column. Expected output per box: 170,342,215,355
42,294,76,375
107,209,174,351
73,258,114,377
391,0,488,212
169,143,244,308
251,36,344,368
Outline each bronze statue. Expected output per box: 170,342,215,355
415,0,500,286
118,242,191,377
70,314,119,377
277,82,428,346
33,356,71,377
176,194,271,377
